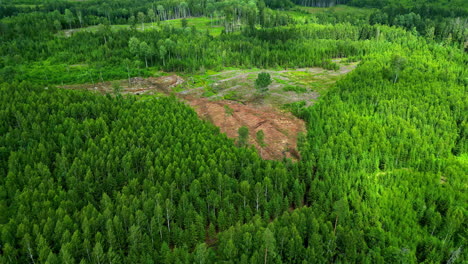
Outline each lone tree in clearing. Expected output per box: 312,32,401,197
255,72,272,93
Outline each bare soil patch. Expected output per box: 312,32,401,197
184,97,306,160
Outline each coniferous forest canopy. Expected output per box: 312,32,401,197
0,0,467,263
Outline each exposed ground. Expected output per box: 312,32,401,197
186,98,306,160
62,75,184,95
60,61,357,160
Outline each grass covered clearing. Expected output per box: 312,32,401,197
178,60,357,107
285,4,374,23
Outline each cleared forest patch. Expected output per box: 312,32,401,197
185,98,306,160
179,61,357,108
61,75,184,95
60,61,356,160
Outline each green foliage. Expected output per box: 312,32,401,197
0,82,299,263
282,85,307,93
0,1,467,263
383,54,407,83
111,81,122,95
237,126,250,147
181,18,188,28
362,0,468,44
321,60,340,70
255,72,272,93
223,91,241,101
201,90,216,97
256,130,266,147
224,105,234,116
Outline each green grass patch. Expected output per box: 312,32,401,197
223,91,241,100
205,69,219,75
282,85,308,93
273,78,290,85
286,71,309,77
284,71,341,94
159,17,223,36
171,85,184,93
202,90,216,97
281,100,307,115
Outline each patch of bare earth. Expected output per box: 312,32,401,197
61,75,184,95
184,98,305,160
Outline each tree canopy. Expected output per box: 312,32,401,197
0,0,467,263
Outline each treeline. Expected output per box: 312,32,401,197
350,0,468,45
0,0,295,42
0,0,250,32
350,0,468,15
292,0,351,7
369,12,467,45
0,0,293,24
0,23,374,84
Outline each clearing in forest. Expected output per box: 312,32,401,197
179,60,357,108
61,60,357,160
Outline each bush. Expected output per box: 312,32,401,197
255,72,272,93
283,85,307,93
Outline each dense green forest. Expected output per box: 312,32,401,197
0,0,467,263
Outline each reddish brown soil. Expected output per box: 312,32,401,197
61,75,306,160
184,97,305,160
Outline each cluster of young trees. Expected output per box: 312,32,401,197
1,20,372,84
287,27,467,263
0,0,295,33
213,157,466,263
354,0,468,45
0,82,308,263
